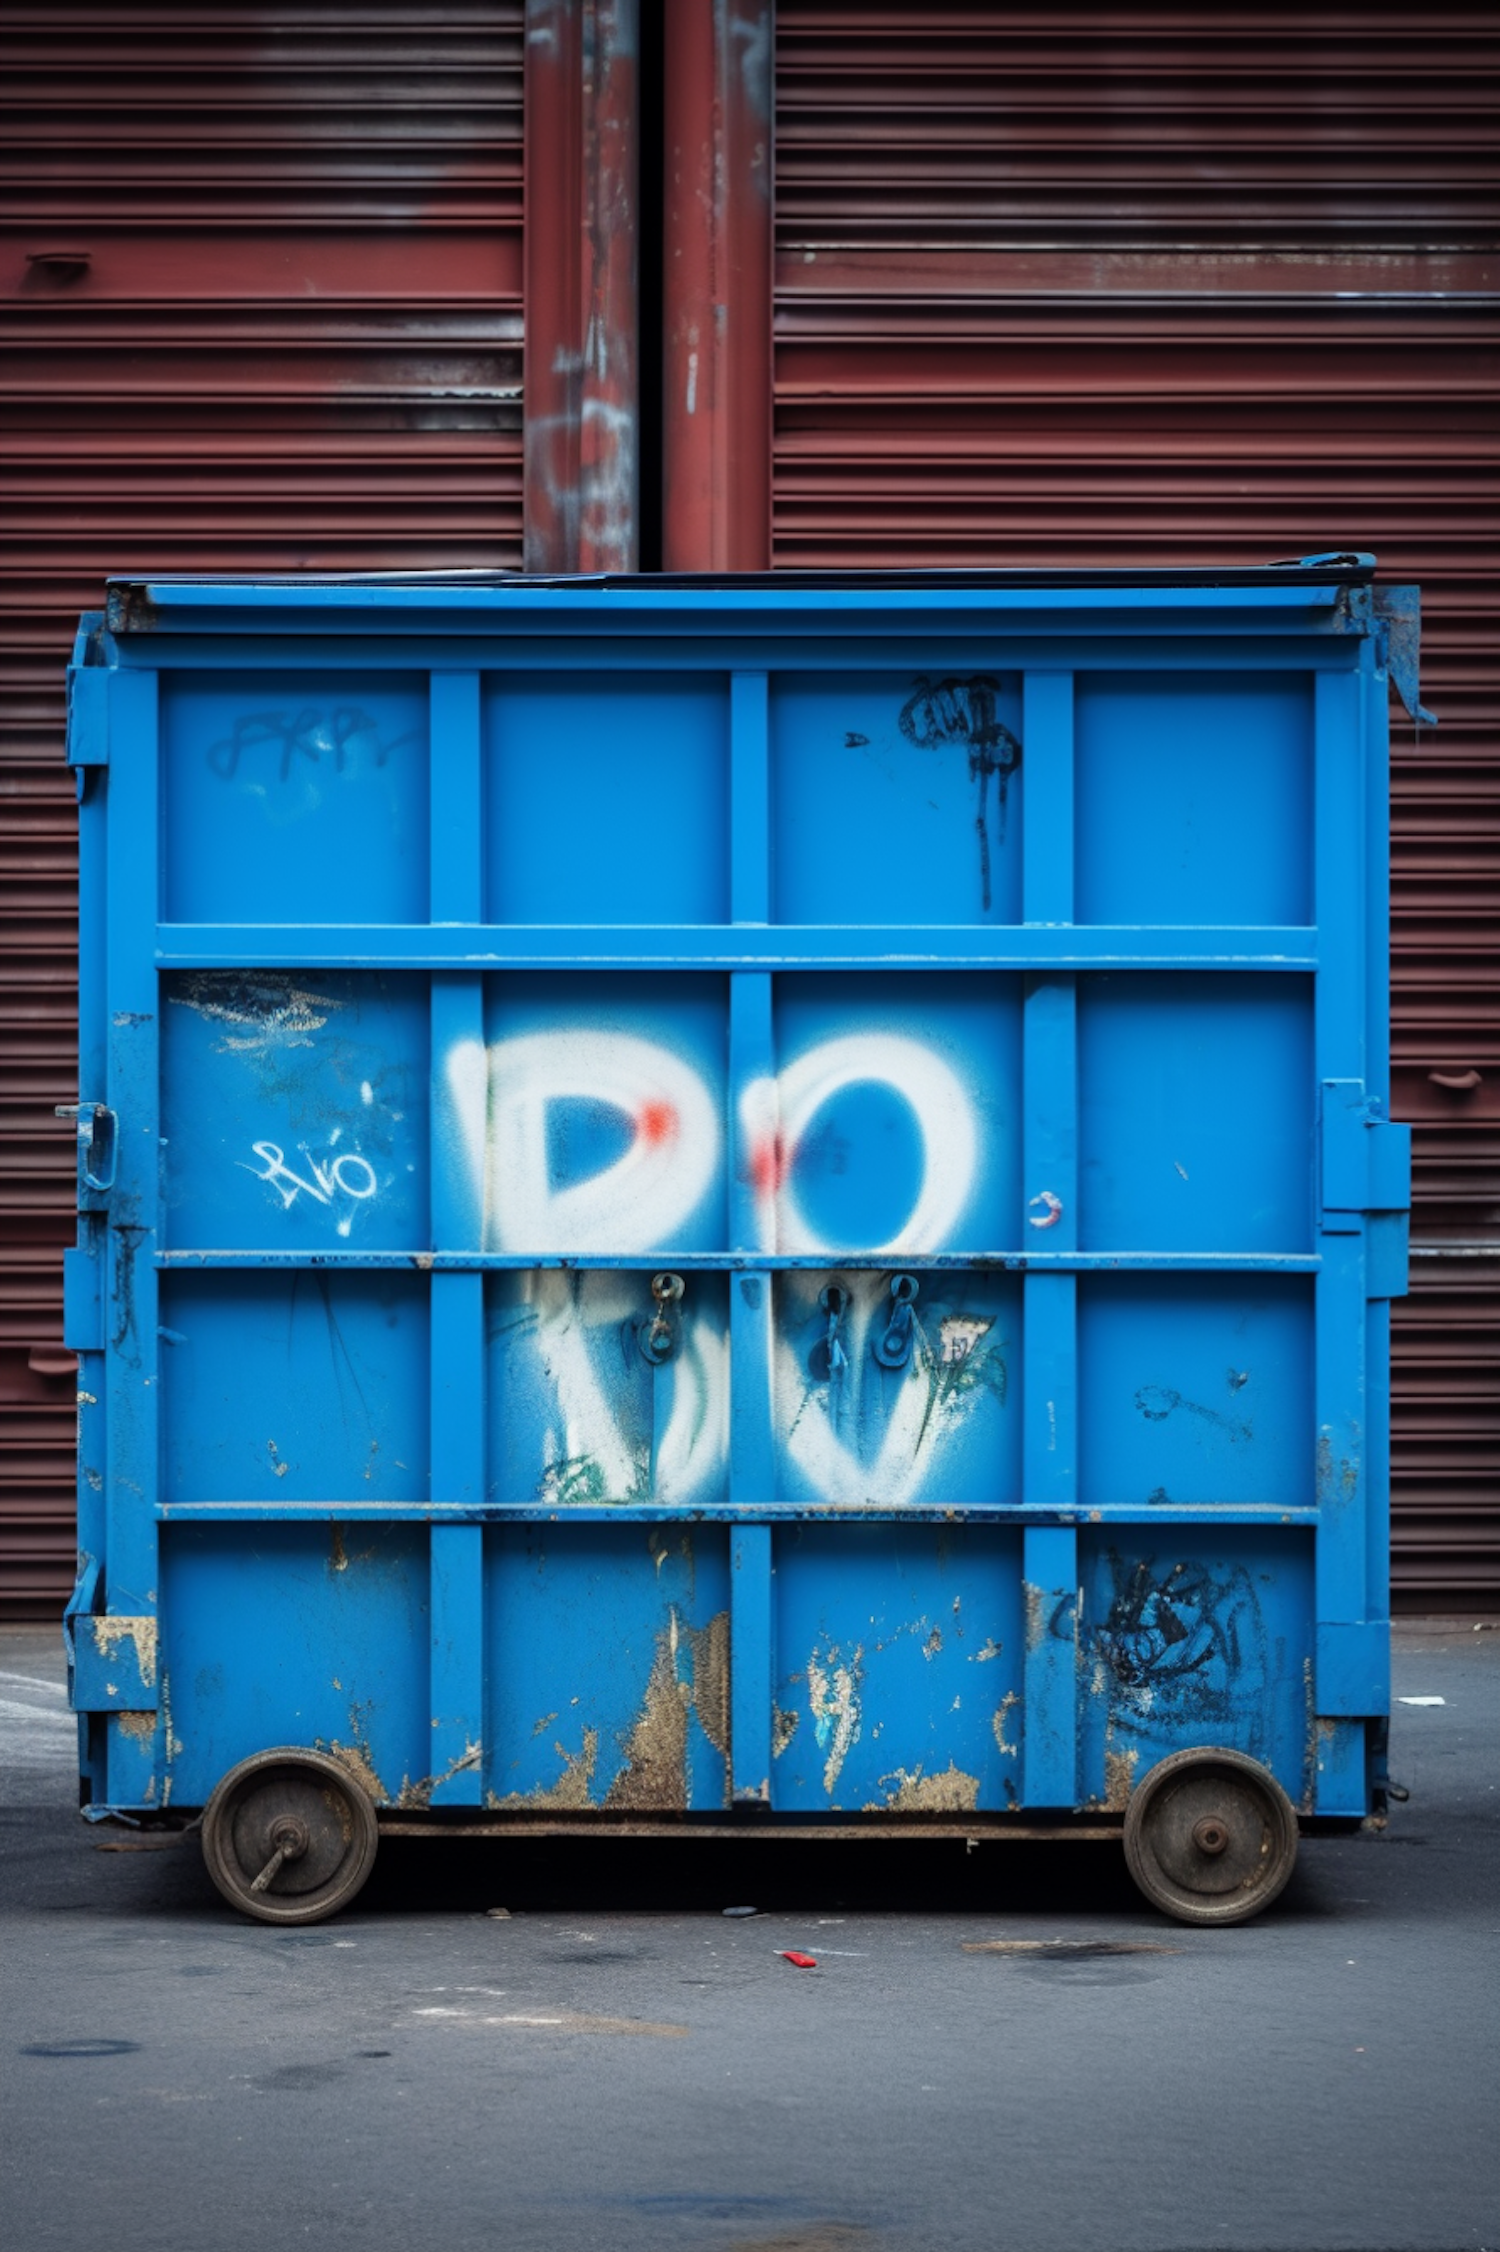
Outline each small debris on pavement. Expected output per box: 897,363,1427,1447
780,1950,818,1969
722,1905,758,1918
485,1907,513,1919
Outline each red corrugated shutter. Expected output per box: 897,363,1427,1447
775,3,1500,1610
0,2,523,1616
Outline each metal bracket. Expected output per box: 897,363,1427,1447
1373,585,1437,728
66,664,110,766
63,1245,104,1353
1319,1082,1411,1297
1320,1083,1411,1219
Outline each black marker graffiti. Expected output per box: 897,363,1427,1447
1092,1556,1266,1735
1135,1384,1251,1444
208,707,420,784
898,676,1022,913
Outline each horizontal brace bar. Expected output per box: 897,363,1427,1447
155,924,1318,971
372,1816,1127,1840
155,1501,1321,1526
117,634,1365,682
155,1251,1323,1273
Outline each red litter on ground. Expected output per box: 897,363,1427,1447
780,1951,818,1969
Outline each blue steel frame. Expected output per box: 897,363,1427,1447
63,571,1410,1823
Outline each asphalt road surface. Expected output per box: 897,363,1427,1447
1,1623,1496,2252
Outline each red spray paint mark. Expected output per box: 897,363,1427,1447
636,1100,678,1148
750,1132,788,1198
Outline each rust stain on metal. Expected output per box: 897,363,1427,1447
772,1705,799,1757
661,0,773,568
869,1760,981,1814
329,1523,349,1574
119,1710,155,1744
92,1614,158,1688
1023,1581,1046,1654
523,0,640,571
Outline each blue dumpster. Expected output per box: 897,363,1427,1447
61,563,1414,1924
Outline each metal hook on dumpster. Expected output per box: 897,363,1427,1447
640,1272,685,1364
811,1283,849,1382
872,1273,920,1369
55,1102,117,1196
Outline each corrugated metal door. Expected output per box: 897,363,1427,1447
0,1,523,1615
774,3,1500,1610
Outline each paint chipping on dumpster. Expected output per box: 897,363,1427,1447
92,1615,158,1689
497,1727,600,1811
1103,1745,1140,1810
869,1760,981,1814
605,1620,693,1812
807,1640,864,1797
169,973,342,1055
992,1691,1019,1758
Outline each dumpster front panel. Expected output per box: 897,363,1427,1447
65,574,1406,1829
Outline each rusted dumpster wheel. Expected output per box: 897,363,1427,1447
1123,1747,1299,1926
201,1748,379,1926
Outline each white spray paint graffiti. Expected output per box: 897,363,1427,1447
505,1271,729,1510
243,1141,379,1240
445,1026,980,1255
447,1030,721,1254
742,1031,978,1256
774,1275,1005,1510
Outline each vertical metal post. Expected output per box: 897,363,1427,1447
728,669,776,1802
103,668,163,1807
1020,671,1080,1809
428,669,486,1804
524,0,640,572
661,0,773,569
1312,666,1374,1812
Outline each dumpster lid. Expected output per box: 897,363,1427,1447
102,556,1385,638
108,555,1378,600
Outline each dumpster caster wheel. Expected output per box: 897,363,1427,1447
1123,1747,1298,1927
202,1748,379,1926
